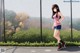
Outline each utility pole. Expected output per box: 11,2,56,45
64,0,80,41
40,0,43,42
2,0,6,42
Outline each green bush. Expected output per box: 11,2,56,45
60,30,71,41
7,28,41,42
5,28,80,43
0,41,80,46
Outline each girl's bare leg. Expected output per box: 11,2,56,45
53,29,61,43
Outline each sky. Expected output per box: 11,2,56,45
5,0,80,18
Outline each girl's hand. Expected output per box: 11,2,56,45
52,25,54,30
58,12,64,22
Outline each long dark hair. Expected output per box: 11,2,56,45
52,4,60,19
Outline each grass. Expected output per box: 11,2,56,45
1,27,80,46
0,41,80,46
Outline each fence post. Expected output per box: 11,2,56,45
40,0,43,42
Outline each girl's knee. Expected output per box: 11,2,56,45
53,35,56,38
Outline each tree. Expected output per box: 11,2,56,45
15,12,29,32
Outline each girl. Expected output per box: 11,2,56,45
52,4,66,50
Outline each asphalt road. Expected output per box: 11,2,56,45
0,46,80,53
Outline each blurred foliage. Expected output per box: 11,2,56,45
4,28,80,43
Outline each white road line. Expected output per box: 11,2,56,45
31,50,36,53
45,49,52,52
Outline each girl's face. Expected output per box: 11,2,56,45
53,8,57,12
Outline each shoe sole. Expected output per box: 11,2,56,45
57,45,66,51
62,43,66,48
57,47,63,51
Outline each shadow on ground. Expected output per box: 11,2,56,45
60,46,80,52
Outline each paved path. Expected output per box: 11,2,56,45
0,46,80,53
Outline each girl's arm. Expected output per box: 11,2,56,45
52,24,54,30
58,12,64,22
